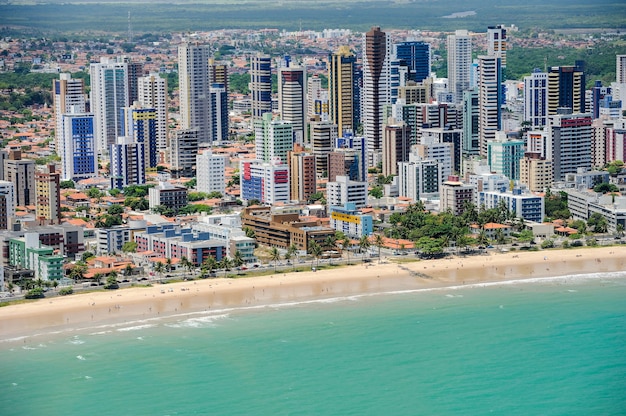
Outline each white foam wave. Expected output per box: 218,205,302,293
165,314,230,329
68,338,84,345
76,355,86,361
21,346,37,350
116,324,157,332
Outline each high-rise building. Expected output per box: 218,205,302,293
119,103,158,169
288,151,316,202
447,30,472,104
3,151,35,207
170,129,199,178
440,176,475,216
524,70,549,128
90,58,129,157
208,59,229,92
487,25,507,68
462,88,480,154
35,165,61,225
393,41,431,83
0,180,15,230
548,63,585,115
240,158,290,205
178,43,211,143
278,66,306,144
547,112,593,181
123,57,144,105
329,46,357,135
616,55,626,84
421,126,462,174
53,73,86,152
413,142,454,187
519,152,553,193
477,55,502,156
398,157,441,201
110,136,146,189
60,112,97,182
209,83,229,144
487,133,525,180
605,119,626,163
382,120,411,176
254,113,293,164
307,75,329,121
362,26,392,159
196,150,226,194
138,73,168,151
250,54,272,120
310,120,338,176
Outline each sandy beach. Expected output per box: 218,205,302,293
1,246,625,341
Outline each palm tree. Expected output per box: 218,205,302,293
154,261,164,280
341,236,351,264
52,280,59,291
287,244,299,264
308,240,322,268
495,229,506,247
374,234,385,263
7,282,14,294
477,229,489,246
35,278,44,289
617,223,625,238
180,256,194,276
269,247,281,271
165,258,173,273
359,235,371,258
233,251,244,269
324,235,337,264
201,256,218,278
219,257,232,278
124,263,133,278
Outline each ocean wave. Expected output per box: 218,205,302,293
76,355,86,360
165,313,230,328
116,324,157,332
68,338,85,345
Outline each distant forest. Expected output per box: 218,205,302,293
0,0,624,34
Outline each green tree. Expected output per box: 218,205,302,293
587,213,608,233
359,235,371,257
121,241,138,253
341,236,352,264
374,234,385,263
104,272,119,289
518,229,534,247
201,256,218,278
233,251,244,269
60,180,75,189
308,240,322,268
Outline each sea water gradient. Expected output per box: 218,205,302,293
1,272,625,415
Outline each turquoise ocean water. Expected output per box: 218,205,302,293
1,272,626,415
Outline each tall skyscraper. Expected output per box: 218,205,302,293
209,59,229,92
178,43,211,143
53,73,86,152
209,83,229,144
477,55,502,156
548,63,585,115
35,165,61,225
462,88,480,154
487,133,525,180
122,57,144,105
138,73,168,151
393,41,431,83
170,129,199,178
90,57,129,157
307,75,328,121
616,55,626,84
382,120,411,176
329,46,357,136
487,25,507,68
254,113,293,164
362,26,392,160
447,30,472,104
119,103,158,169
0,180,15,230
288,151,316,202
60,112,97,182
3,150,35,207
278,65,306,144
524,69,549,128
250,54,272,120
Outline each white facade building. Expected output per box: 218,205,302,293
138,73,168,151
196,150,226,194
447,30,472,104
178,43,211,143
326,175,368,209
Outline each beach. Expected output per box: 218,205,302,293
1,246,625,341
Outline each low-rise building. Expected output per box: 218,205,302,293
329,203,373,238
478,188,545,223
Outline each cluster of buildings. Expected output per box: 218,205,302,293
1,25,626,290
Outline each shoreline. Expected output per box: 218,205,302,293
1,246,625,342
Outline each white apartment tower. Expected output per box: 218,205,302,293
196,150,226,195
178,43,211,143
278,66,307,145
487,25,507,68
90,58,129,157
138,73,169,151
524,70,548,128
477,55,502,156
254,113,294,164
53,73,86,152
447,30,472,104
